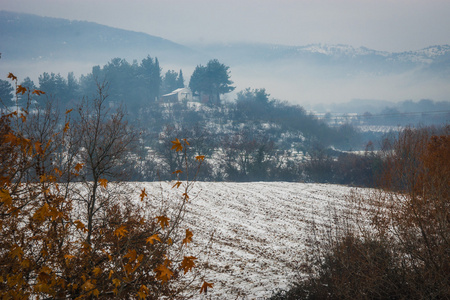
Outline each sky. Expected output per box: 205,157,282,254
2,0,450,52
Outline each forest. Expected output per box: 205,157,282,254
3,56,443,185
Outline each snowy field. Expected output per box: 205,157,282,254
136,182,366,299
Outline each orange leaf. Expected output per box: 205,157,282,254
182,228,194,245
81,279,95,291
200,281,213,294
155,216,170,230
114,225,128,239
172,181,182,189
21,259,31,268
154,263,173,283
139,188,147,201
172,169,183,174
54,167,62,176
32,89,45,95
7,72,17,81
65,108,73,114
124,249,137,262
146,234,161,244
74,220,86,231
180,256,197,274
171,138,183,152
0,189,12,206
74,163,84,172
33,203,50,222
63,122,70,133
112,278,121,287
93,267,102,276
64,254,75,260
99,178,108,188
137,285,149,299
35,142,43,154
16,85,27,95
195,155,205,161
10,244,23,259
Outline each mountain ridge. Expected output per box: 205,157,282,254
0,10,203,64
1,10,449,104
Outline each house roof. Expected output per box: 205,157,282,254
162,87,191,97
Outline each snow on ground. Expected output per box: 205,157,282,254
136,182,366,299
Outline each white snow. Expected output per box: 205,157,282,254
135,181,367,298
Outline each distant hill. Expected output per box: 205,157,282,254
192,43,450,76
1,10,449,104
0,10,203,65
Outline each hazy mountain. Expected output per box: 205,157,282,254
191,43,450,76
0,10,203,66
1,10,449,105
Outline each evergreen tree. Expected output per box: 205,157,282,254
140,55,161,101
0,79,14,106
66,72,80,103
189,59,234,105
20,77,37,91
177,69,185,88
38,72,68,102
162,70,179,95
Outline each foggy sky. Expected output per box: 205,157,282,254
2,0,450,52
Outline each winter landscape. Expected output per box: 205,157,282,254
1,1,449,299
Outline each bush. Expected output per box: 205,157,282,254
0,74,211,299
277,126,450,299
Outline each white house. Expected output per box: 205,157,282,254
161,88,193,102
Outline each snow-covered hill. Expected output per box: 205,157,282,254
137,182,367,298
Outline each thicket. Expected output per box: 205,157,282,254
0,74,212,299
272,125,450,299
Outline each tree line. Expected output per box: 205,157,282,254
1,56,403,185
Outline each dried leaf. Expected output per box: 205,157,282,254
182,228,194,245
7,72,17,81
93,267,102,276
172,181,182,189
32,89,45,95
74,163,84,172
146,234,161,244
0,189,12,206
195,155,205,161
171,138,183,152
114,225,128,239
81,279,95,291
10,244,23,259
155,216,170,229
124,249,137,262
98,178,108,188
139,188,147,201
154,263,173,283
64,254,75,260
180,256,197,274
16,85,27,95
137,285,149,299
200,281,213,294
